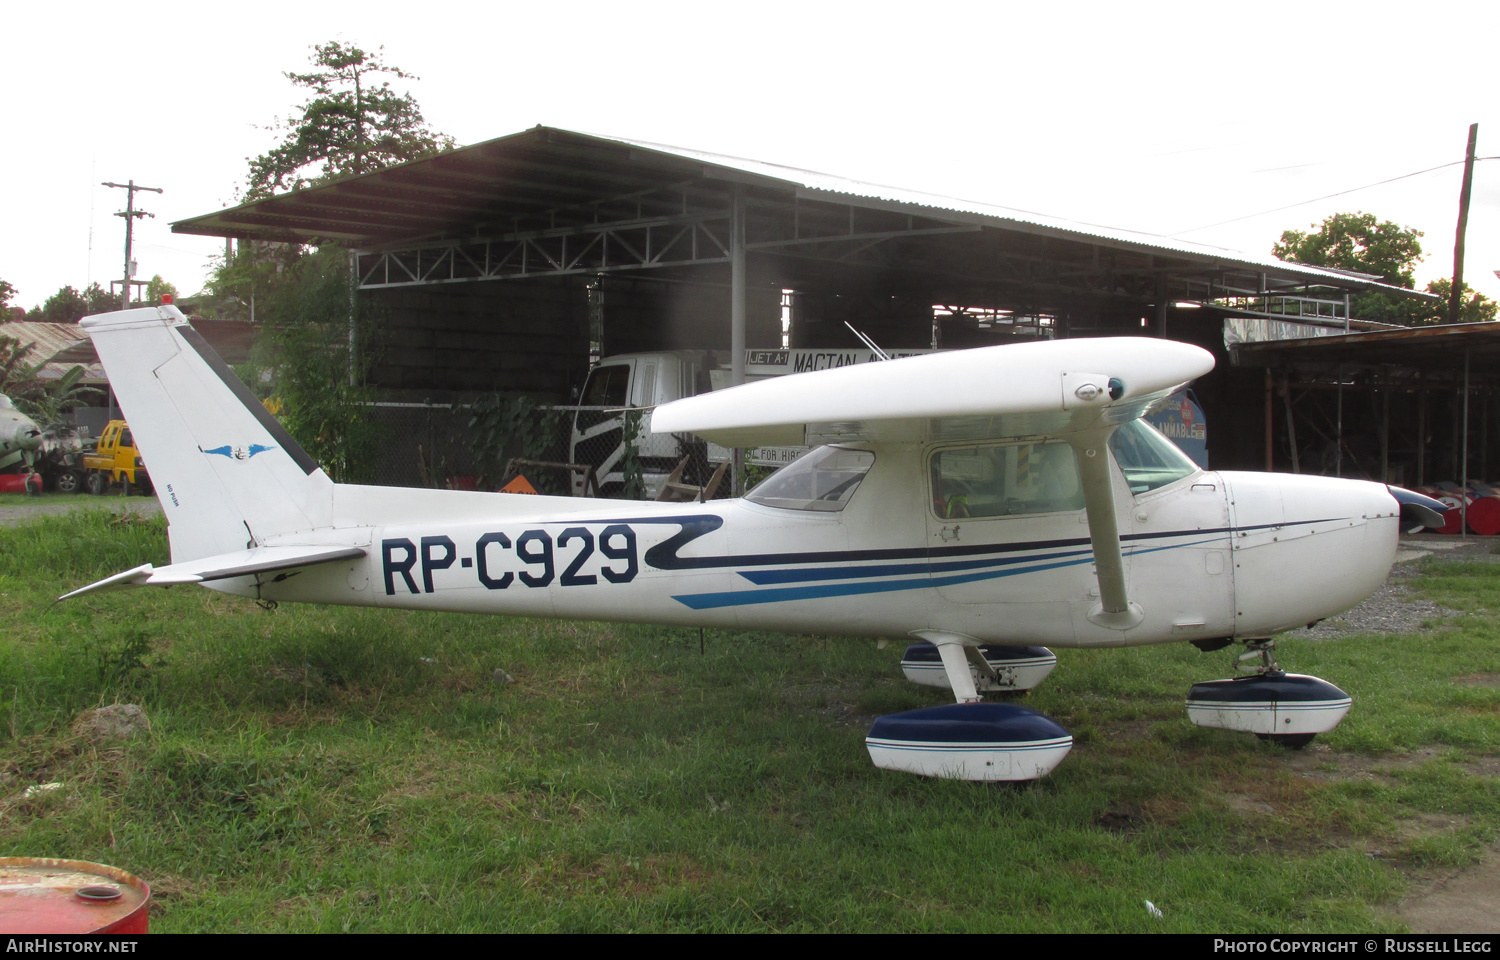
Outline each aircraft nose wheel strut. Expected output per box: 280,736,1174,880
1186,638,1352,749
1236,639,1281,675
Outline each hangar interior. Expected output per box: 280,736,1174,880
173,126,1487,490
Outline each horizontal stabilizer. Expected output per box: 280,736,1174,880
59,546,367,601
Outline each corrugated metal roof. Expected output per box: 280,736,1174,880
0,321,105,383
1232,320,1500,373
173,126,1433,302
603,133,1426,298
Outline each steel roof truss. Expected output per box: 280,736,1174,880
355,211,741,288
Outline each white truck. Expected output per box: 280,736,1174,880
568,347,933,497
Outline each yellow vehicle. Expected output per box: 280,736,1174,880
82,420,150,495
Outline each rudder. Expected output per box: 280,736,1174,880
81,304,334,562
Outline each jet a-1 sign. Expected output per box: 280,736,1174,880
63,305,1428,781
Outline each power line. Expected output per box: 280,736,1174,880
1170,157,1500,237
102,180,163,309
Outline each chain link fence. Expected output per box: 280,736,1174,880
360,402,729,501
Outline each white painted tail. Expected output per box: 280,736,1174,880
81,305,334,562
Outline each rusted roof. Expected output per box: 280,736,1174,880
0,321,105,383
45,318,260,368
1232,321,1500,375
0,321,89,363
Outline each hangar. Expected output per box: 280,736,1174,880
172,126,1465,486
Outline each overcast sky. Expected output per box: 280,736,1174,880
5,0,1498,312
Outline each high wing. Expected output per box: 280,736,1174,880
649,338,1215,448
652,338,1216,631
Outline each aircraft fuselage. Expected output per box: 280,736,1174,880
244,443,1400,650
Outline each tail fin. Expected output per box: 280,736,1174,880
82,305,334,562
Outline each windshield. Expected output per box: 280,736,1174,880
746,446,874,512
581,364,630,406
1109,419,1200,494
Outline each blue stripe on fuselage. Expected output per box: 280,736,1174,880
737,545,1095,585
672,534,1227,610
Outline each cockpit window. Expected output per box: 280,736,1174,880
746,445,874,512
930,441,1084,519
1109,419,1200,494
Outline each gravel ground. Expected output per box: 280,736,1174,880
0,498,161,527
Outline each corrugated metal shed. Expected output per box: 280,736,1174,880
173,126,1426,308
607,135,1409,293
0,321,104,383
1233,321,1500,376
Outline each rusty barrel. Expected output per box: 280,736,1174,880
0,858,150,934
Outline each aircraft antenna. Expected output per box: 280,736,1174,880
844,322,891,361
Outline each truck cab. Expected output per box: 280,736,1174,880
81,420,149,495
568,346,941,498
570,351,712,497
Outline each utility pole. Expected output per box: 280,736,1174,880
1448,124,1478,325
102,180,163,309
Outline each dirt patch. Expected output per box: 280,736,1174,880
1394,852,1500,934
1275,746,1500,933
1455,673,1500,687
1221,792,1275,815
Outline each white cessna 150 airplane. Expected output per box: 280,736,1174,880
63,303,1444,781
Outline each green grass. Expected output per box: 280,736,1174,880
1,510,1496,931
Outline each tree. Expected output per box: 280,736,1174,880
1273,212,1433,325
0,336,37,396
0,334,92,427
0,279,16,320
22,282,137,323
245,41,454,199
209,41,453,479
1273,212,1425,288
214,244,384,483
83,283,118,316
27,286,89,324
1419,278,1498,325
145,275,178,304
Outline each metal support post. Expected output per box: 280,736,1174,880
1417,383,1427,487
1461,350,1470,537
1335,363,1344,477
1264,369,1274,471
348,248,359,386
1281,373,1300,474
730,186,747,494
1380,388,1390,483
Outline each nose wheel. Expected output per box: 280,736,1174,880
1186,639,1351,748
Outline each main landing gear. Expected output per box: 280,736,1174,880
1185,639,1352,749
863,633,1353,782
865,633,1071,783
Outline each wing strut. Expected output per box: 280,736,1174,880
1073,430,1143,631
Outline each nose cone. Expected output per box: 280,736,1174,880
4,415,43,452
1223,472,1399,637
